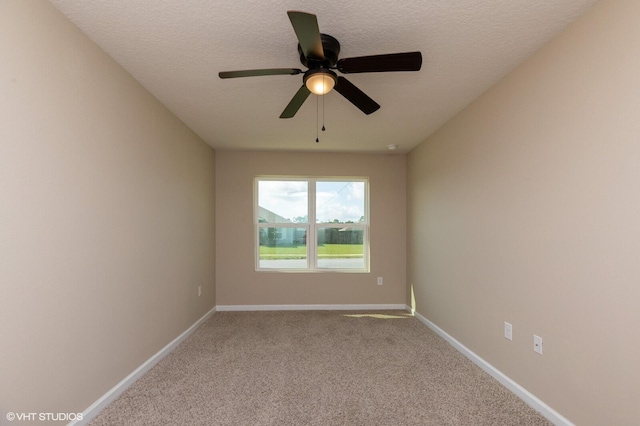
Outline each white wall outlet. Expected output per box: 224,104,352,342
504,322,513,341
198,285,202,297
377,277,383,285
534,335,543,355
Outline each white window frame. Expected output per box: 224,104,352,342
254,176,370,273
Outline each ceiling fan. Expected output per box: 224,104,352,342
219,11,422,119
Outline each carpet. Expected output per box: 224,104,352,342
89,311,551,425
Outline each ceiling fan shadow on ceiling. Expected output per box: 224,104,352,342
218,11,423,119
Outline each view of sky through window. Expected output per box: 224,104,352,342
258,181,307,222
316,181,365,223
258,180,365,224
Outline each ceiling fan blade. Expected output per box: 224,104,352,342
287,11,324,60
219,68,302,79
337,52,422,74
334,77,380,115
280,85,311,118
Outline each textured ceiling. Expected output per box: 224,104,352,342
49,0,597,153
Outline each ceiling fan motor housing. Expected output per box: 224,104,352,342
298,33,340,68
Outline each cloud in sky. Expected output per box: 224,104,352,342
258,180,308,220
316,181,364,223
258,180,365,223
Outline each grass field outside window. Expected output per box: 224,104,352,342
259,244,363,260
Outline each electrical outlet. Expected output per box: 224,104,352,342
198,286,202,297
534,335,543,355
504,322,512,341
377,277,383,285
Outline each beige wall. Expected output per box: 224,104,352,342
407,0,640,424
0,0,215,419
216,151,406,306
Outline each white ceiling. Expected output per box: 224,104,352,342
49,0,597,153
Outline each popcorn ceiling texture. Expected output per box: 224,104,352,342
50,0,597,153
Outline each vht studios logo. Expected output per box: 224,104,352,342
5,412,83,422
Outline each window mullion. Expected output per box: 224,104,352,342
308,179,316,269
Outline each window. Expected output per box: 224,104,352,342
255,177,369,272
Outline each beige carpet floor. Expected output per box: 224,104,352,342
89,311,551,425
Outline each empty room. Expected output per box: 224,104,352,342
2,0,639,425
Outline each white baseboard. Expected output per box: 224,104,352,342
408,306,574,426
216,304,407,312
71,306,217,426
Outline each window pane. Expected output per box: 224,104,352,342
259,227,307,269
255,177,369,272
316,228,365,269
258,181,308,224
316,181,365,224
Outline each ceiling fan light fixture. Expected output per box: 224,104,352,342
304,69,337,95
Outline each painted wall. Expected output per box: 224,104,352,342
407,0,640,424
216,151,406,306
0,0,216,418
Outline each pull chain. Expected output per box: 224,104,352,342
322,90,326,132
314,76,327,143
